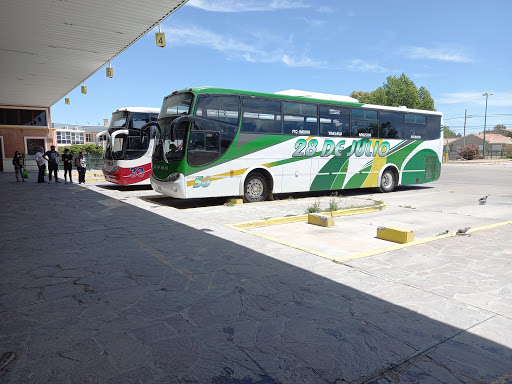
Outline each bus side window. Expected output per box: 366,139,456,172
282,101,318,135
379,111,404,139
195,95,239,125
351,109,378,138
241,98,282,134
405,114,427,140
131,113,150,129
319,106,350,137
426,115,441,140
188,131,221,166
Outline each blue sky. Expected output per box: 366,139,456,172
52,0,512,136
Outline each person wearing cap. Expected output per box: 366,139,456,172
35,148,47,183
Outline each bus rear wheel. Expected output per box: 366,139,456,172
244,174,268,202
379,169,396,193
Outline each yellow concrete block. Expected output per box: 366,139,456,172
377,226,414,243
308,213,335,227
227,198,243,205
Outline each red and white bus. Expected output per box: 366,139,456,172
97,107,160,185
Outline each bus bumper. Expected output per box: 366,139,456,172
103,166,151,186
150,173,186,198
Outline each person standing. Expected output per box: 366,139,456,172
35,148,47,183
44,145,60,183
62,149,73,183
75,151,87,184
12,151,26,182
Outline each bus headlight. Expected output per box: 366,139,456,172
111,166,120,174
166,172,180,182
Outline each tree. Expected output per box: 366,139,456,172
418,86,435,111
490,124,511,137
350,73,436,111
59,144,103,155
443,126,459,138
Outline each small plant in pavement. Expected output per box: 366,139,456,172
305,200,322,214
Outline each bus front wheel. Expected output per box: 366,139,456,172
244,174,268,202
379,169,396,193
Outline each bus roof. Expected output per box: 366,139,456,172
169,87,442,116
114,107,160,114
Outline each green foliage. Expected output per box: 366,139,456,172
59,144,103,155
350,73,436,111
417,86,435,110
305,200,322,214
457,144,480,160
328,198,339,212
443,126,460,138
489,124,511,137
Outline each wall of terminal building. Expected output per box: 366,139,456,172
0,105,54,172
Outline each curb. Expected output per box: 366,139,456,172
228,202,386,230
444,159,512,164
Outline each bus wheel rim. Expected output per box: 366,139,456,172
383,173,392,187
247,179,263,199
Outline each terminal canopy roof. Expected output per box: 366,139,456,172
0,0,188,107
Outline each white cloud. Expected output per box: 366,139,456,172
317,6,334,13
281,55,325,68
437,91,512,107
162,25,325,68
401,46,473,63
345,59,388,73
187,0,310,12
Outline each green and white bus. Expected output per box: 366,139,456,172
147,87,443,202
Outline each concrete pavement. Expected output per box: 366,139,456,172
1,163,512,383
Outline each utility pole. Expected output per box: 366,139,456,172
463,109,467,147
463,110,472,147
482,93,493,159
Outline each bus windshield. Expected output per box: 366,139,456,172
110,111,128,127
105,111,158,160
154,93,194,162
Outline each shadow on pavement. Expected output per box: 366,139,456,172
0,175,510,383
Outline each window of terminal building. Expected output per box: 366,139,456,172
0,108,47,126
26,138,45,155
57,131,72,145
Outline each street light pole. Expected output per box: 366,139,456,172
482,93,493,158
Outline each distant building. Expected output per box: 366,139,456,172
449,133,512,156
443,137,458,154
53,123,108,146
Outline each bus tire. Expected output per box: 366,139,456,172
243,173,268,203
379,169,396,193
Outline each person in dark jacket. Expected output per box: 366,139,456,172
12,151,26,182
62,149,73,183
44,145,60,183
